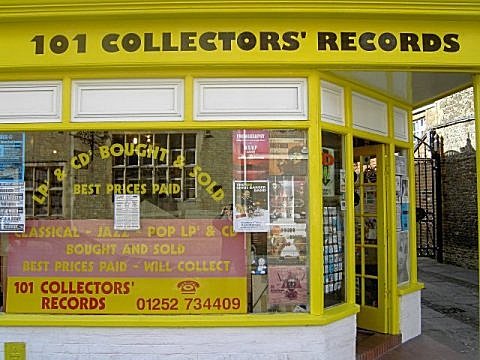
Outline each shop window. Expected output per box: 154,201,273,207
1,129,309,315
322,132,346,307
25,163,65,218
395,149,410,285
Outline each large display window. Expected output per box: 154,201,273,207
0,129,309,314
395,148,410,285
321,132,346,308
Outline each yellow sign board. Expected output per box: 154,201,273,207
0,17,478,69
4,343,26,360
7,277,246,314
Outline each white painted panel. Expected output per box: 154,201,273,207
321,81,345,125
0,81,62,123
394,107,409,141
72,79,183,122
392,72,410,101
194,78,308,120
352,92,388,135
400,290,422,342
0,316,356,359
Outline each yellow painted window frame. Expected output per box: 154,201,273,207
0,69,419,329
319,74,424,335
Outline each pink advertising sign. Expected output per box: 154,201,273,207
8,219,246,278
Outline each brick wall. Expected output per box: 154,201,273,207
419,87,478,269
441,151,478,269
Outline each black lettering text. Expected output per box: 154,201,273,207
443,33,460,52
378,32,397,51
359,32,376,51
199,32,217,51
400,33,420,51
317,32,339,50
181,32,197,51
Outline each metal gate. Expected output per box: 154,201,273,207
414,131,443,262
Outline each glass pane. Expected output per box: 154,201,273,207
354,188,361,214
355,246,362,274
141,168,153,180
155,133,167,148
185,149,196,165
355,276,362,305
363,187,377,214
396,148,410,284
364,247,378,276
170,134,182,148
49,167,63,188
322,131,346,307
35,168,47,187
184,134,196,148
112,134,125,166
155,168,167,182
364,217,377,244
355,216,362,244
364,278,378,307
169,167,182,179
125,168,139,183
25,167,34,188
170,149,182,166
140,134,154,166
113,168,124,184
35,199,48,216
3,129,310,316
25,192,33,217
50,190,63,215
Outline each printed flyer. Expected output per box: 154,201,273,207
6,219,247,314
232,130,270,180
268,265,307,306
233,180,270,232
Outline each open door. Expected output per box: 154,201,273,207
354,144,388,333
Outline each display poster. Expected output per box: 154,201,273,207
268,265,307,305
114,194,140,230
397,230,410,284
233,180,270,232
395,155,407,176
6,219,247,314
395,175,402,204
322,147,335,196
232,130,270,180
339,169,346,193
269,176,295,223
267,223,307,265
401,178,409,204
0,133,25,232
0,133,24,182
396,203,402,231
401,203,409,230
0,182,25,232
269,131,308,176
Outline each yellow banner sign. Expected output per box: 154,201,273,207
7,277,246,314
0,17,478,69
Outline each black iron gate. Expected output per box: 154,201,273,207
414,131,443,262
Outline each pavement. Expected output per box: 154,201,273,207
380,257,479,359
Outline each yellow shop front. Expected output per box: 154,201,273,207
0,1,479,359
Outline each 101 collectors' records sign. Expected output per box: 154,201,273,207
6,219,247,314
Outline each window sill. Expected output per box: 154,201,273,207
398,282,424,296
0,306,359,328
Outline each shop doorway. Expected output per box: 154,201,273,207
354,143,388,333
